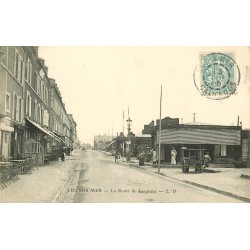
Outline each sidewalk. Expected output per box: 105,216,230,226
0,153,80,203
125,157,250,202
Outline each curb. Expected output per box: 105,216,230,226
124,162,250,203
182,180,250,203
51,162,79,203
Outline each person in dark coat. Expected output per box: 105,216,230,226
115,150,119,163
139,151,145,166
61,149,66,161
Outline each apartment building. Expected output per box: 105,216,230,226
0,46,79,164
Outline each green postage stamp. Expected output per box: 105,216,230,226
199,53,240,99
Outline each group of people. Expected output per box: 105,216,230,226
113,146,212,168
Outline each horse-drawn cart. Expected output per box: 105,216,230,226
180,148,206,174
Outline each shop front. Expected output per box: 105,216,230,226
156,125,241,165
0,120,14,159
25,118,54,165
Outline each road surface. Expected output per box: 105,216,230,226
58,150,242,203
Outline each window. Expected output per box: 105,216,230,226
14,50,19,78
41,106,44,125
13,93,17,120
38,104,41,124
37,77,40,96
27,59,32,85
20,58,24,83
46,88,48,104
35,72,38,92
24,57,28,80
34,99,37,121
26,91,32,117
14,49,23,83
16,96,20,122
26,91,29,116
5,92,10,113
41,82,44,100
29,96,31,116
19,97,22,122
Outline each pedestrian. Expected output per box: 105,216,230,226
171,146,177,165
67,147,70,156
152,149,157,164
115,149,119,163
139,151,145,166
61,150,65,161
204,152,212,168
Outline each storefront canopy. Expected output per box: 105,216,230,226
47,131,63,142
157,128,241,145
26,118,53,138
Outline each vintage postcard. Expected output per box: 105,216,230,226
0,46,249,203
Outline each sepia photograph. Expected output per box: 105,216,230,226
1,1,250,250
0,46,249,203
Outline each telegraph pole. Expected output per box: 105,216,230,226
158,85,162,173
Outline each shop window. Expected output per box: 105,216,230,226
25,138,40,154
242,139,248,161
215,145,220,156
221,145,227,156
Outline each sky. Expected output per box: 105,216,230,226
38,47,250,145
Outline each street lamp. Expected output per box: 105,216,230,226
126,116,132,162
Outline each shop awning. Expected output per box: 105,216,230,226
48,131,64,142
26,118,53,137
157,128,241,145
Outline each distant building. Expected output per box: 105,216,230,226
94,134,113,150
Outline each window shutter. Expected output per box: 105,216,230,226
20,99,23,123
26,94,28,116
12,92,15,119
29,63,32,84
29,96,31,116
16,96,20,122
18,57,21,81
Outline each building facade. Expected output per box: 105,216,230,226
143,117,242,166
68,114,77,149
0,46,80,164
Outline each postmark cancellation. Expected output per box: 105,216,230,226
194,52,240,100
